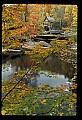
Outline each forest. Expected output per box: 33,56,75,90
2,4,77,116
2,4,77,44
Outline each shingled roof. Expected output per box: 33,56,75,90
44,17,55,23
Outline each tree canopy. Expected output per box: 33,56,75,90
2,4,77,43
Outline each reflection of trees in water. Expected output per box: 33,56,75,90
4,55,75,80
39,55,75,79
9,55,33,72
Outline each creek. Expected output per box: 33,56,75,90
2,54,75,89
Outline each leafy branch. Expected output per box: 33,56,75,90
1,48,54,104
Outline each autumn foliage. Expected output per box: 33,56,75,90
2,4,77,44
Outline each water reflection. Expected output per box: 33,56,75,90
23,72,39,88
40,55,75,79
2,55,75,88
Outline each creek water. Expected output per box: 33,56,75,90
2,54,75,88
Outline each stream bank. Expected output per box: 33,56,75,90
54,43,77,92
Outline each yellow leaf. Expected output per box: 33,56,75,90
6,108,13,111
69,105,73,109
25,87,31,91
73,93,77,98
16,86,22,89
68,108,71,111
21,90,26,95
10,104,15,107
58,112,64,116
40,99,46,105
1,110,6,115
55,104,59,107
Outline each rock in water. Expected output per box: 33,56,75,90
39,41,50,47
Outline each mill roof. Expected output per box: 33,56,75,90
44,17,55,23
